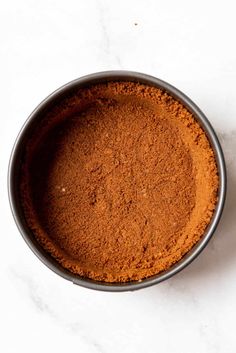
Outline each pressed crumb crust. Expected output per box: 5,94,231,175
20,82,219,282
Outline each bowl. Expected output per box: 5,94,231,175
8,71,226,291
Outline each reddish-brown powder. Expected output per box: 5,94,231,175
20,81,218,282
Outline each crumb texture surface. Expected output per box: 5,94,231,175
20,82,219,282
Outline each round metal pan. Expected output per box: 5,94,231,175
8,71,227,291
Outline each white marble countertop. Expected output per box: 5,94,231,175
1,0,236,352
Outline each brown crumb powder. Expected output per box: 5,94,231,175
20,81,219,282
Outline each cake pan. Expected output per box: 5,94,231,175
8,71,227,292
